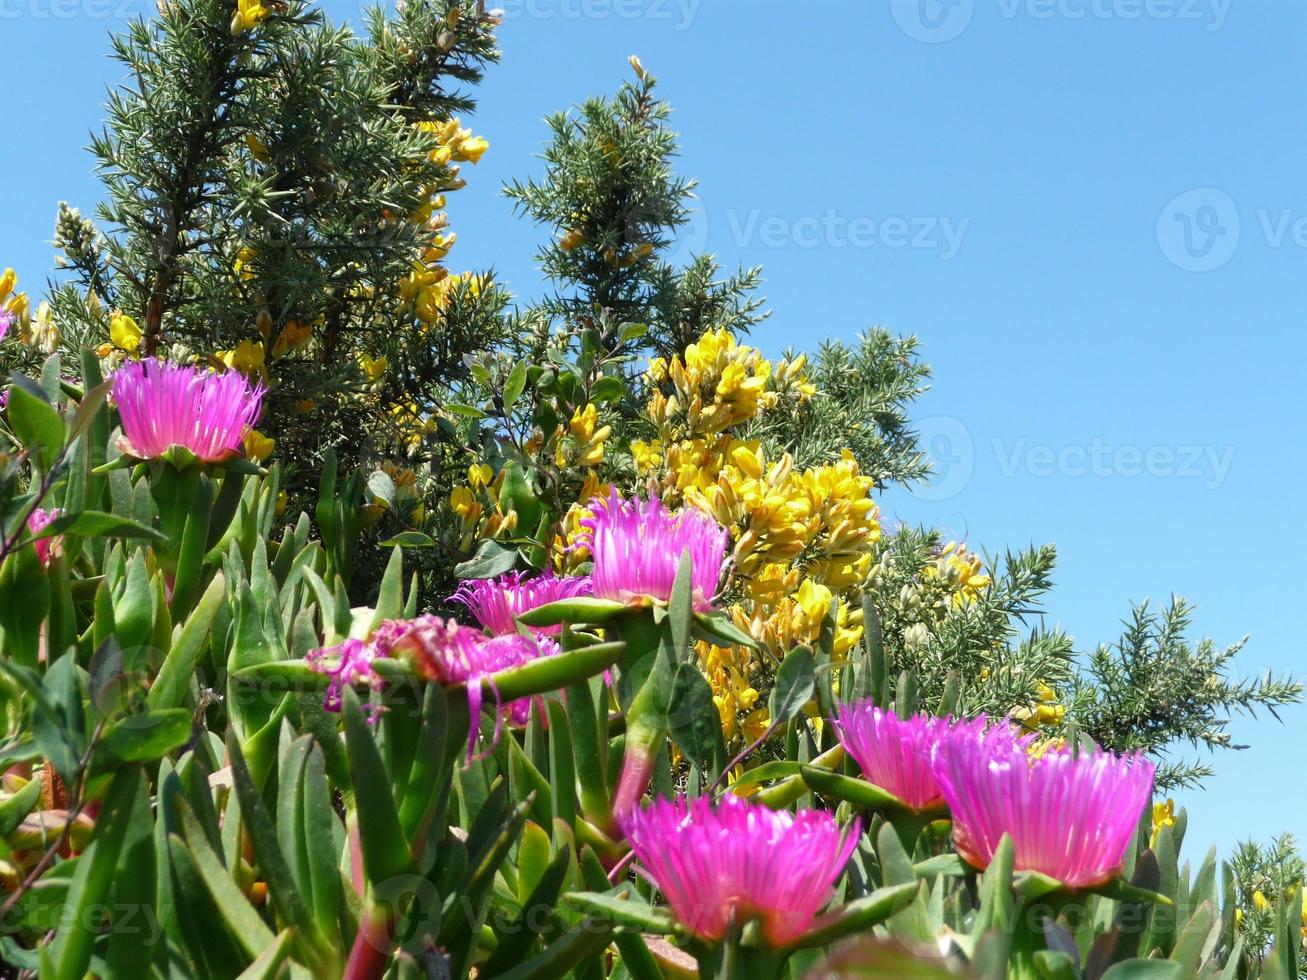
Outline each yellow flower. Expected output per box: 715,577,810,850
796,579,833,626
219,339,266,376
233,246,257,281
0,268,15,303
560,229,585,251
569,403,597,442
246,133,271,163
243,429,275,462
4,291,30,329
454,135,489,164
468,463,493,488
358,352,389,381
1150,799,1176,848
271,320,312,358
1253,890,1271,914
231,0,269,33
109,311,142,354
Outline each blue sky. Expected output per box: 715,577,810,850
4,0,1303,862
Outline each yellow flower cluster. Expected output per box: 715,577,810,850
554,403,612,470
387,399,438,456
648,329,804,439
634,330,881,739
447,462,580,556
1014,680,1066,731
696,641,767,743
0,269,59,353
921,540,992,609
415,118,490,167
365,461,426,526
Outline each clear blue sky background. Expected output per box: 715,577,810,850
4,0,1303,863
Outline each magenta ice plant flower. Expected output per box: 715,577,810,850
0,310,12,343
450,570,593,636
111,356,264,463
578,489,728,610
931,717,1155,888
308,616,555,758
621,794,861,947
306,638,382,714
26,507,65,567
833,701,952,812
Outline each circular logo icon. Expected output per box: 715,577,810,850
1156,187,1239,272
890,0,974,43
913,415,974,501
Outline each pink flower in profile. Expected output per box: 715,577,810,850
578,490,728,610
26,507,65,567
0,310,13,343
450,571,593,636
931,718,1155,888
382,615,551,757
621,794,861,947
111,356,264,463
833,702,952,812
306,638,382,713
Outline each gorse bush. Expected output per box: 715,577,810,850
0,2,1301,978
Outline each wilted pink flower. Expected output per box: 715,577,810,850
306,638,381,713
578,490,727,610
622,794,861,947
833,702,952,812
111,356,264,463
26,507,65,567
931,718,1155,888
450,571,593,636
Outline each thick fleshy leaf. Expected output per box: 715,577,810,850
517,597,628,628
788,881,921,949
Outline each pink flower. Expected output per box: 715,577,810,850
306,638,381,713
931,718,1155,888
450,571,593,636
26,507,65,567
0,310,13,343
621,794,860,947
578,490,727,610
308,616,555,758
111,356,264,463
833,702,951,812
